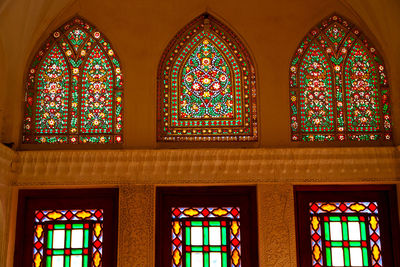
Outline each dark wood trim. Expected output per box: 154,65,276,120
156,186,259,267
14,188,119,267
294,185,400,267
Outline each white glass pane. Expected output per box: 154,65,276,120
52,256,64,267
209,227,221,245
330,222,343,241
71,255,83,267
331,247,344,266
191,252,203,267
71,229,83,248
348,222,361,241
350,247,363,266
53,230,65,249
191,227,203,245
210,252,222,267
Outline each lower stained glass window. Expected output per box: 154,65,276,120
33,209,104,267
309,202,381,267
294,186,400,267
156,186,258,267
171,207,240,267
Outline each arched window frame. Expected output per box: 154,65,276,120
289,14,392,142
157,13,257,142
22,17,123,145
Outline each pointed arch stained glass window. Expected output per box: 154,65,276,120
157,14,257,142
290,15,391,142
23,17,123,144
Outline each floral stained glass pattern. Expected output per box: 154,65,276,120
23,17,123,144
309,202,382,267
299,43,333,132
33,209,104,267
290,15,391,142
171,207,241,267
158,14,257,142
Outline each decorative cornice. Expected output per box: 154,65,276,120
15,147,399,185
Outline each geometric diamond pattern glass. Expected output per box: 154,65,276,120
171,207,241,267
309,202,382,267
23,17,123,144
33,209,104,267
290,14,391,142
157,13,257,141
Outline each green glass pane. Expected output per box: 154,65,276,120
186,252,191,267
360,222,367,240
46,256,52,267
210,246,221,252
191,246,203,252
65,255,70,267
331,241,342,247
330,216,341,222
83,255,88,267
204,227,209,245
342,222,348,241
362,247,368,266
71,249,83,254
191,221,202,226
324,222,331,240
204,252,209,267
222,252,228,267
221,227,227,245
349,241,361,246
72,224,84,229
54,224,66,230
185,227,191,245
84,229,89,248
209,221,221,226
343,247,350,266
47,230,53,249
348,216,359,221
66,230,71,249
53,249,64,255
326,248,332,266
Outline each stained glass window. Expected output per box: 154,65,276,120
290,14,391,141
14,189,118,267
294,186,400,267
23,17,123,144
156,186,259,267
309,202,381,267
33,209,104,267
171,207,241,267
157,13,257,141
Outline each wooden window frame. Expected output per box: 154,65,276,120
294,185,400,267
14,188,118,267
156,186,259,267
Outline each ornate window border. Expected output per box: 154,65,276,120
14,189,118,267
22,17,123,145
294,185,400,267
156,186,259,267
289,14,392,142
157,13,257,142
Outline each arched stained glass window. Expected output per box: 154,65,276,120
289,15,392,142
23,17,123,144
157,13,257,142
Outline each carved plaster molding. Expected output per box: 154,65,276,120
15,147,399,185
0,144,16,185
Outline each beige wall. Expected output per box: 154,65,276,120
0,0,399,266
